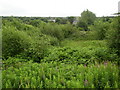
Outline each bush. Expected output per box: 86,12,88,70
106,17,120,56
77,21,88,31
90,19,110,40
47,36,60,46
41,23,64,41
23,34,51,62
71,31,88,40
2,26,32,59
62,24,78,38
2,19,60,61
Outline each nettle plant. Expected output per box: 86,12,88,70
41,47,92,64
41,46,118,64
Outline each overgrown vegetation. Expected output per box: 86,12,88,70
2,59,119,88
1,10,120,88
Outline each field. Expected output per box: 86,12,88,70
1,16,120,88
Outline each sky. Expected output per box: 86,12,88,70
0,0,120,17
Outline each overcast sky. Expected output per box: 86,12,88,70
0,0,119,17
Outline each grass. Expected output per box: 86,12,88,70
61,40,107,49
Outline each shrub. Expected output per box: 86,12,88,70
47,36,60,46
20,33,52,62
106,17,120,56
90,19,110,40
62,24,77,38
77,21,88,31
2,26,32,59
71,31,88,40
41,23,64,41
2,20,60,62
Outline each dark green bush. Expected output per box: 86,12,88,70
2,26,32,59
77,21,88,31
2,20,60,62
90,19,110,40
71,31,88,40
23,35,51,62
41,23,64,41
47,36,60,46
61,24,77,38
106,17,120,56
93,47,118,63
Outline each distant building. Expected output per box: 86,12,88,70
72,17,79,25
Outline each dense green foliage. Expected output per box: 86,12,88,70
1,13,120,88
77,9,96,31
42,46,118,64
67,16,75,24
2,26,32,59
55,17,68,24
80,9,96,26
2,58,119,88
90,19,111,40
107,16,120,56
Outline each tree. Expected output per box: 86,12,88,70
55,18,67,24
67,16,75,24
40,17,48,23
80,9,96,25
77,9,96,31
29,19,41,27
